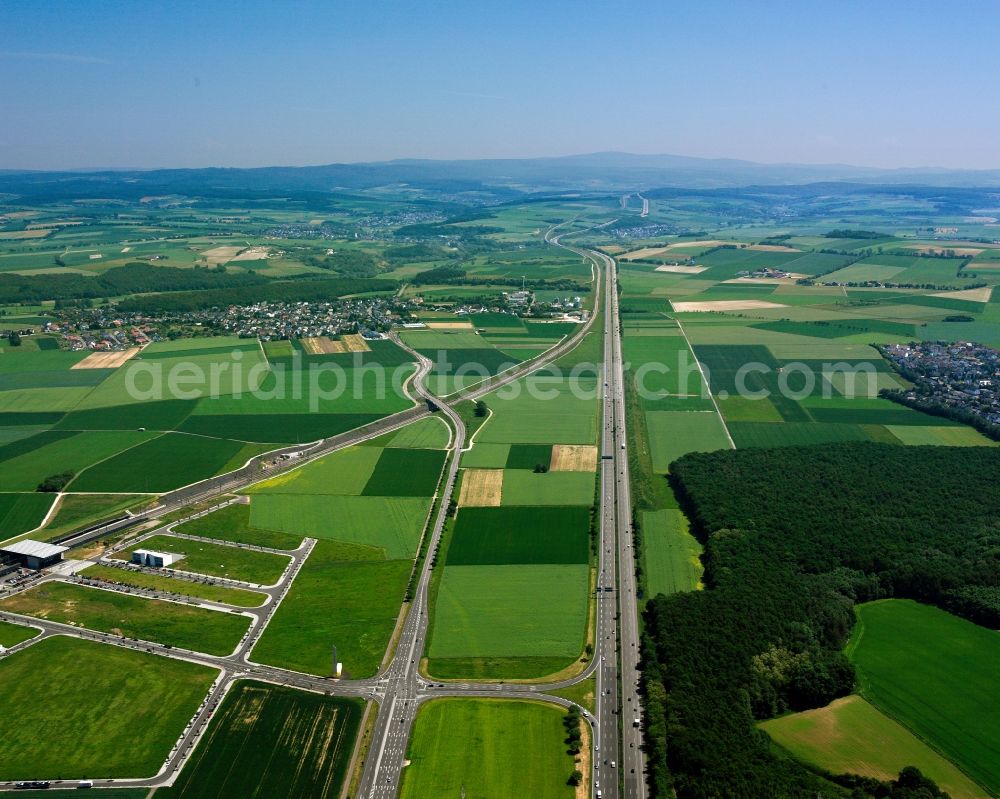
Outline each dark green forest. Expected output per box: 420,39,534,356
642,442,1000,798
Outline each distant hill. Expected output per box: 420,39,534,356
3,151,1000,201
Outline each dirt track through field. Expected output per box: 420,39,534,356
71,347,141,369
458,469,503,506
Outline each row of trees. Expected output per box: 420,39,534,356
641,442,1000,797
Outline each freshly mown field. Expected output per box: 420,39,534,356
761,696,986,799
0,581,250,656
0,619,38,647
399,699,577,799
158,682,362,799
848,599,1000,795
0,636,215,780
250,542,410,678
113,534,290,585
81,563,267,608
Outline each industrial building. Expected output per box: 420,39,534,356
131,549,184,568
0,540,68,570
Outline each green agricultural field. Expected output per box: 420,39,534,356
361,447,446,495
475,375,599,445
0,429,156,491
81,564,267,608
428,563,589,661
387,416,450,448
848,600,1000,795
159,682,362,799
0,581,250,655
249,494,429,559
399,699,576,799
645,410,732,472
761,696,985,799
0,619,37,647
247,444,383,495
447,506,590,565
70,433,269,493
504,442,553,469
460,442,510,468
500,470,594,505
113,534,290,585
728,420,874,448
0,636,215,780
0,492,54,540
640,509,702,596
883,425,998,447
250,542,410,678
174,502,303,550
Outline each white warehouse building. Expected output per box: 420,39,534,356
131,549,183,568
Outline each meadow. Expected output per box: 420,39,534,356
250,542,411,678
848,600,1000,795
158,682,362,799
112,534,291,585
0,636,215,780
761,696,985,799
0,581,251,655
399,699,577,799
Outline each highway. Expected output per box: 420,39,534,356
0,224,648,798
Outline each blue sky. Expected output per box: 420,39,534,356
1,0,998,170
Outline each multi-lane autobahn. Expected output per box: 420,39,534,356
0,224,647,799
